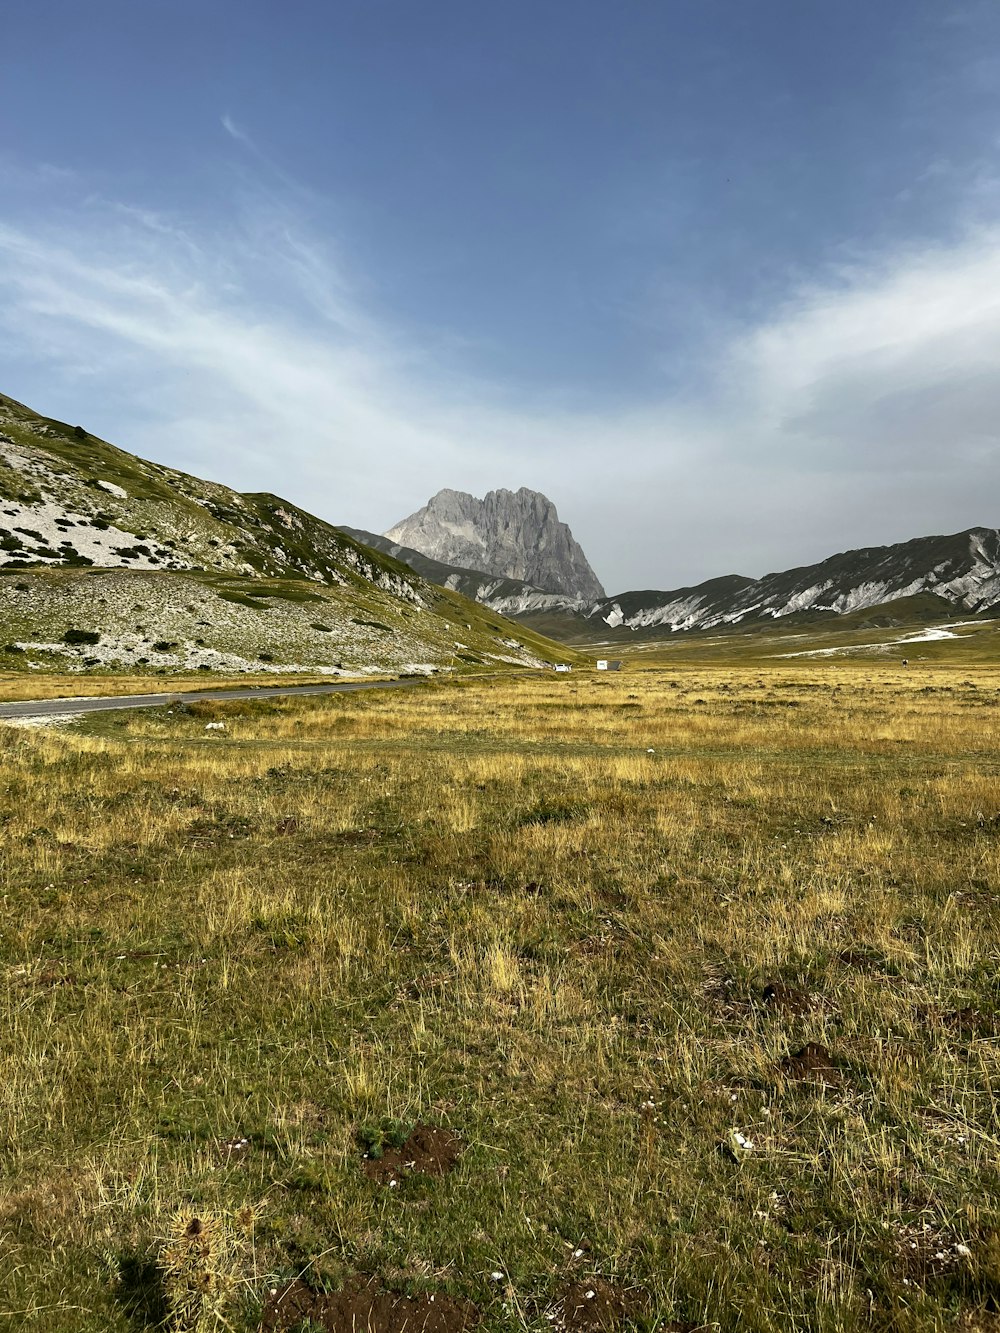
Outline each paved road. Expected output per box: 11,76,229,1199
0,678,420,721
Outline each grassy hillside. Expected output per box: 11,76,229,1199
0,392,576,676
0,566,570,677
0,391,412,589
3,663,1000,1330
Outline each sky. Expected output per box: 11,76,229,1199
2,1,1000,594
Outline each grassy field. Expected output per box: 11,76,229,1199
603,615,1000,667
2,662,999,1332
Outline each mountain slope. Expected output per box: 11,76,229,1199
0,392,573,674
594,528,1000,635
385,487,606,599
339,526,561,605
0,392,420,596
345,520,1000,642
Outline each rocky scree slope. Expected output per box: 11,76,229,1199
593,528,1000,634
0,392,568,674
348,523,1000,640
384,487,606,600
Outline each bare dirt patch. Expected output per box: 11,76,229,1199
0,711,81,728
361,1124,463,1186
761,980,811,1015
893,1224,972,1285
261,1277,479,1332
216,1134,252,1165
779,1042,840,1084
545,1277,649,1331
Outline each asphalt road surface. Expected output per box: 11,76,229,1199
0,678,421,721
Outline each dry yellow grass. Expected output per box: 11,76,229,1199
1,663,999,1331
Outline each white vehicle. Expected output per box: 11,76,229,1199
554,663,572,672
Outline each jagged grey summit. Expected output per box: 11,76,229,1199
384,487,606,600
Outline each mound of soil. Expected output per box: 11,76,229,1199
779,1042,840,1083
362,1124,462,1186
761,981,811,1015
261,1277,479,1333
547,1277,647,1331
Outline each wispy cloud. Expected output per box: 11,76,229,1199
739,227,1000,466
1,168,998,591
221,114,253,149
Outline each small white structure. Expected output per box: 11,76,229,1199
554,664,572,672
596,659,622,671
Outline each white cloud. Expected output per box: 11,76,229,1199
0,175,998,592
221,114,252,148
738,228,1000,468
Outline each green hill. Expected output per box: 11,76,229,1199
0,392,573,676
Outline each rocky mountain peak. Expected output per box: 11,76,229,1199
385,487,605,599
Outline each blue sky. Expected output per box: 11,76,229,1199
3,1,1000,591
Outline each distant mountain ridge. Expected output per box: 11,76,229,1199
595,527,1000,634
6,382,996,664
384,487,606,600
345,524,1000,640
